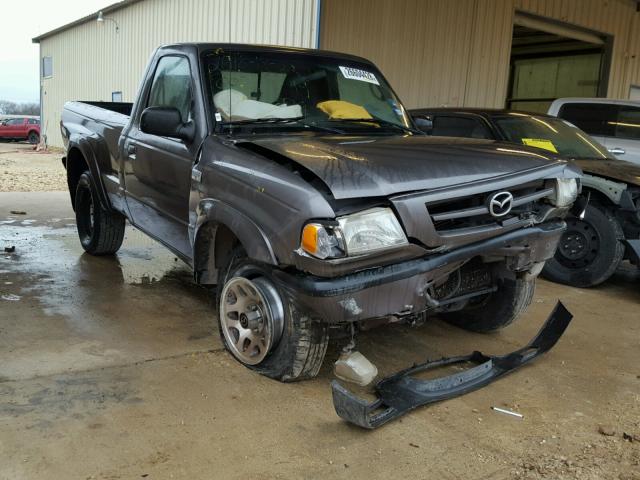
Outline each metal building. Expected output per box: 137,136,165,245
33,0,640,147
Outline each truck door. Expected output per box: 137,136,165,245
608,104,640,165
123,55,200,259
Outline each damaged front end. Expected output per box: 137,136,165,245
332,301,573,429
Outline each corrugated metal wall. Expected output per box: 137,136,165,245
39,0,319,146
321,0,640,109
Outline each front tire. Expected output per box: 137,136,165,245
75,171,125,255
217,248,329,381
441,277,535,333
28,131,39,144
542,204,624,287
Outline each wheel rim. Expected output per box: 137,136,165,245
77,185,95,243
219,276,284,365
556,217,600,268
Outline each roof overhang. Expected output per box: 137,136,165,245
32,0,143,43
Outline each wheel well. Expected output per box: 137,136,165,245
582,186,616,209
66,148,89,210
27,130,39,137
193,223,241,285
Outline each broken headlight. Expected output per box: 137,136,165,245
300,208,407,259
550,178,578,208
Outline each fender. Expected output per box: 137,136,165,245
66,133,112,211
581,173,627,205
193,198,278,282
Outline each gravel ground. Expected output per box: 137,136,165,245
0,142,66,192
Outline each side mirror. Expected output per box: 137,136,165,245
140,106,195,142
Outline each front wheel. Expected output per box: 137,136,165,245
440,277,535,333
75,171,125,255
217,248,329,381
27,131,39,144
542,204,624,287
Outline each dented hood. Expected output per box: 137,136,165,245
242,134,567,199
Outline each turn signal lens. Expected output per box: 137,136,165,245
300,223,344,259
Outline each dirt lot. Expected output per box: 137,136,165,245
0,147,639,479
0,142,66,192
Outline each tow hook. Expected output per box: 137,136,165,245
331,301,573,429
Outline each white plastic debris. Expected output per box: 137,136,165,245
334,350,378,386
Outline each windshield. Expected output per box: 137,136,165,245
201,49,412,134
492,113,610,159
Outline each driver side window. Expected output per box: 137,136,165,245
147,56,193,122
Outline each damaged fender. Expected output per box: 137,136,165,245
332,301,573,429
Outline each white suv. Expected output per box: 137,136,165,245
548,98,640,166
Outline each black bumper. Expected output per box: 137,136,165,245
273,221,566,323
332,301,573,429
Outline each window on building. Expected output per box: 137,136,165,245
557,103,617,136
613,106,640,140
42,57,53,78
112,91,123,102
147,56,192,122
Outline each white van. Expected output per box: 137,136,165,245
548,98,640,166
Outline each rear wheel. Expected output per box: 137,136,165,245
27,131,39,144
542,204,624,287
441,277,535,333
75,171,125,255
217,248,329,381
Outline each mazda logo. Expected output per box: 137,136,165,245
488,191,514,217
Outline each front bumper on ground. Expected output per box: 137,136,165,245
332,301,573,429
274,221,566,323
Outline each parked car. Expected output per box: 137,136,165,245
60,43,580,383
548,98,640,166
411,108,640,287
0,117,40,144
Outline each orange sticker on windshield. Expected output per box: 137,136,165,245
521,138,558,153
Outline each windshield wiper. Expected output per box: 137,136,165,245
223,116,305,126
222,116,344,134
327,115,423,135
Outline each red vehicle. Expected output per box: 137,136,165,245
0,117,40,144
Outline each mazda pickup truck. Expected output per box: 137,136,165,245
60,43,580,384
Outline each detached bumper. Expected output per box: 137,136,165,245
274,221,566,322
332,301,573,429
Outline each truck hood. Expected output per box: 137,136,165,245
574,158,640,187
241,134,568,199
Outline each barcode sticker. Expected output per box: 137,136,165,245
339,66,379,85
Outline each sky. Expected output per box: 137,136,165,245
0,0,113,103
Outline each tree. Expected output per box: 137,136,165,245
0,100,40,116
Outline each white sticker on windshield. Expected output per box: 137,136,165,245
339,66,379,85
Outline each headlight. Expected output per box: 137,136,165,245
551,178,578,207
300,207,407,259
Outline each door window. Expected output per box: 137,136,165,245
147,56,193,123
613,106,640,140
557,103,616,136
431,116,492,139
5,118,24,126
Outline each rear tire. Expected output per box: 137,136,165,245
542,204,624,287
217,247,329,381
441,277,535,333
75,171,125,255
28,131,39,144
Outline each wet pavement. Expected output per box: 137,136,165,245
1,191,639,480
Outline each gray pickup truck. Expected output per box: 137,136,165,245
60,43,580,385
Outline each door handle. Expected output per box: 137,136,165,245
608,147,625,156
127,144,136,154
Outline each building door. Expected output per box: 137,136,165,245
507,13,610,114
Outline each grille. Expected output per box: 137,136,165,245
427,181,554,234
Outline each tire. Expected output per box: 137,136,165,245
74,171,125,255
217,247,329,382
441,277,535,333
27,131,39,144
542,204,624,288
